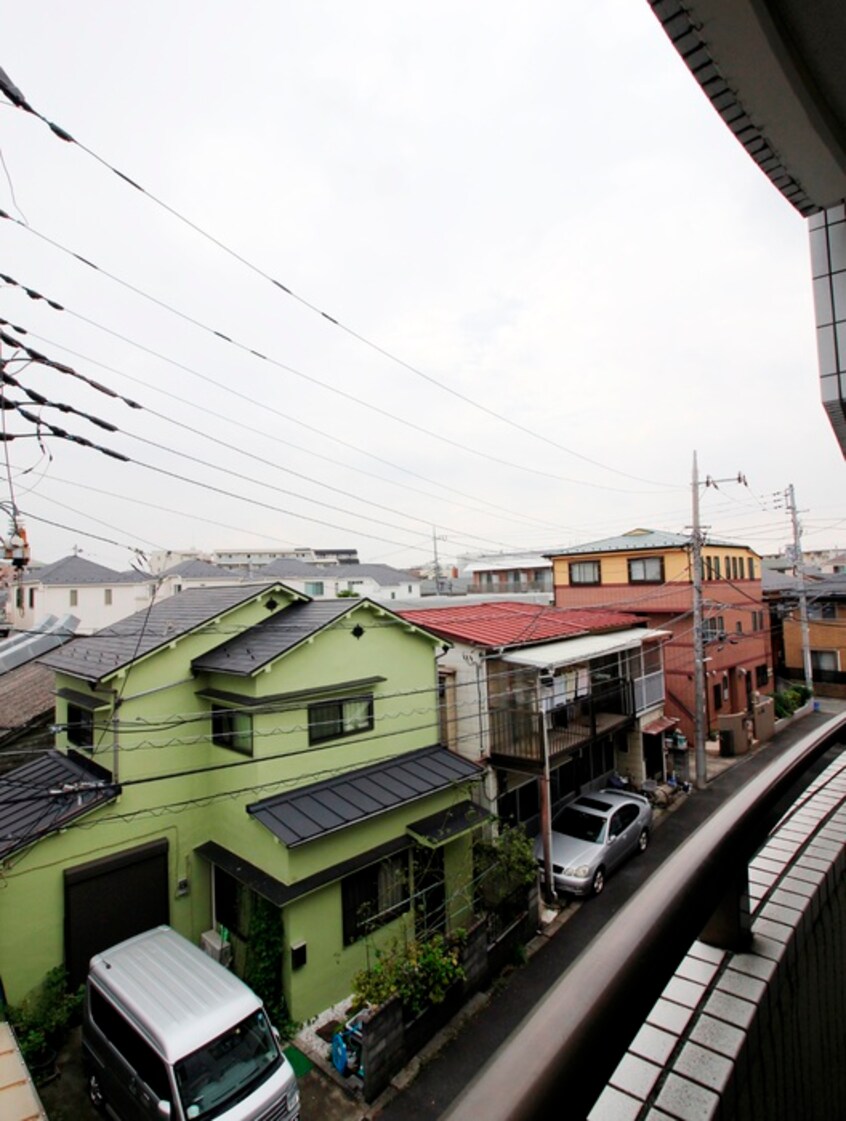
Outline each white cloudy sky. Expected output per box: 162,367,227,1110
1,1,843,574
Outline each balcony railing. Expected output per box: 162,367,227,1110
443,711,846,1121
633,668,665,712
488,679,634,768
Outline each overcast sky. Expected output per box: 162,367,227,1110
1,2,843,575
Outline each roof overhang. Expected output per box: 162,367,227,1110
502,628,670,670
649,0,846,214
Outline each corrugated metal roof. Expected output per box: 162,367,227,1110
0,750,118,860
247,745,483,847
0,1021,47,1120
545,528,746,557
191,599,355,676
399,601,644,649
40,583,282,683
502,627,669,669
0,614,79,674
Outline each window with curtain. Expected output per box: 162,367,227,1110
308,695,374,744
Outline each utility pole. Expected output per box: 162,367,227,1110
784,484,814,694
432,528,445,594
689,454,748,791
690,452,707,791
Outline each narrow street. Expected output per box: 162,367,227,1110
375,708,845,1121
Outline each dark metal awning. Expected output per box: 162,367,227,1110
247,744,483,848
195,840,289,907
56,687,113,711
195,834,413,909
407,799,492,848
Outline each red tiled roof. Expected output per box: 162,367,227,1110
399,601,645,648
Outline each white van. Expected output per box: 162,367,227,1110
82,926,300,1121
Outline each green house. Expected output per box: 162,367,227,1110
0,582,487,1020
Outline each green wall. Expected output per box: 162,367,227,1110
1,595,482,1021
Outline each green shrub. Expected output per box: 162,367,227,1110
8,966,83,1064
352,932,465,1017
774,686,812,719
474,823,536,910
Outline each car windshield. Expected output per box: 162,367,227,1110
554,807,607,844
175,1009,282,1120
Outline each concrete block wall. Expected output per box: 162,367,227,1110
362,995,404,1102
590,752,846,1121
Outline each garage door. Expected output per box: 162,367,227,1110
64,839,169,987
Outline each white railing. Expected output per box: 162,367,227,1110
633,669,664,713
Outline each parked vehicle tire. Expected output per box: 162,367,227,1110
637,828,650,854
88,1072,106,1111
591,867,605,895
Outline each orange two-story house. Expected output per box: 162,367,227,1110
547,529,773,744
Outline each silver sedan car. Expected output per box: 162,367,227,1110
534,789,653,897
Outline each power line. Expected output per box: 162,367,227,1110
22,328,571,538
0,69,678,489
0,255,675,496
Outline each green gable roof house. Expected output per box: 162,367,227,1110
0,581,487,1022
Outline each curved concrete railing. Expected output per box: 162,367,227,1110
443,712,846,1121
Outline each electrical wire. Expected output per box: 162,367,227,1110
22,328,570,537
0,260,674,495
0,71,679,489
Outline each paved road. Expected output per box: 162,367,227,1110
378,710,845,1121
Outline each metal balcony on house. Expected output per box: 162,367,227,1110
488,677,635,771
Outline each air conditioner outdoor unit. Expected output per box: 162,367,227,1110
200,929,232,967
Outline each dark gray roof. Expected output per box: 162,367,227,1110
24,555,144,586
259,559,416,584
247,745,483,847
0,750,118,860
762,571,846,597
41,583,282,683
192,599,356,676
332,564,415,583
161,559,243,579
546,528,747,557
260,558,326,578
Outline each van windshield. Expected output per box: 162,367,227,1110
175,1009,282,1120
